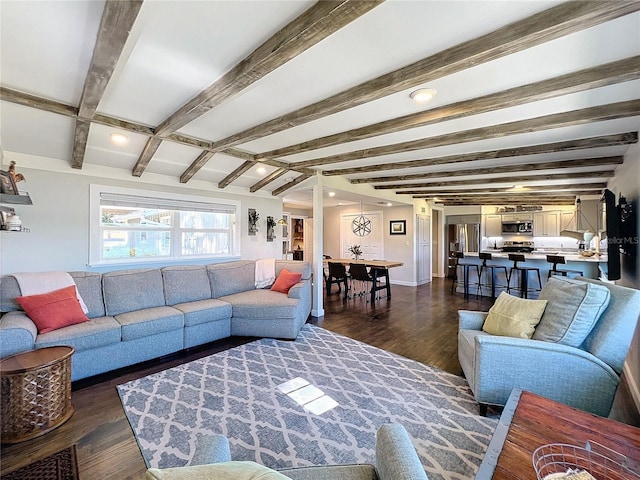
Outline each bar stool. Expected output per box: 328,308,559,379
478,252,510,301
449,252,480,299
507,254,542,299
546,255,582,278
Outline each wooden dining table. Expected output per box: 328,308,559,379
324,259,404,302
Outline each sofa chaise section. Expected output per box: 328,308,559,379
208,260,312,339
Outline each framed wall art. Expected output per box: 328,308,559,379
389,220,406,235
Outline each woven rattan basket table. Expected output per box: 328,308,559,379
1,346,74,444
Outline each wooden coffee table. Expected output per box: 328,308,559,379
476,389,640,479
0,346,75,444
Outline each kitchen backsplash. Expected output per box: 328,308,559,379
483,235,605,252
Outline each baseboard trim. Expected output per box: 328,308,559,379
391,280,418,287
623,362,640,412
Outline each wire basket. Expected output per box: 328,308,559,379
532,441,640,480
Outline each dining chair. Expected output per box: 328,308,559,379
326,262,349,298
349,263,374,301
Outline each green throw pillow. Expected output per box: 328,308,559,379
533,276,610,347
482,292,547,339
146,461,291,480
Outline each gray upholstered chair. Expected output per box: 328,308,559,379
458,276,640,417
145,423,428,480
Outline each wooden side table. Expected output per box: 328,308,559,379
1,346,74,444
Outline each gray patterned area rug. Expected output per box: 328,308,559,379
117,324,497,480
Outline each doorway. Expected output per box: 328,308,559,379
340,211,383,259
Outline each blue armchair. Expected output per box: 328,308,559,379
458,277,640,417
145,423,428,480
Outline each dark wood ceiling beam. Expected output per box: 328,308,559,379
211,1,639,155
323,132,638,176
0,87,78,117
388,170,614,191
250,169,288,193
132,138,163,177
156,1,383,136
436,197,577,206
272,173,314,196
422,190,600,199
72,0,143,169
295,100,640,168
258,56,640,159
168,0,383,184
218,161,257,189
351,156,623,184
413,183,607,196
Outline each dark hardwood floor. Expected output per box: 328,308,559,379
0,278,637,479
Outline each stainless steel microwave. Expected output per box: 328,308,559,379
501,221,532,235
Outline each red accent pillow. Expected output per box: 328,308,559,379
270,269,302,294
16,285,90,334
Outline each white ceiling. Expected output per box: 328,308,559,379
1,0,639,208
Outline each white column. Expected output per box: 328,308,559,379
311,174,324,317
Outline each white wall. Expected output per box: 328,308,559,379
608,144,640,413
0,166,284,274
323,203,416,285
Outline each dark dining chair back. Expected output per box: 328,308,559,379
326,262,349,298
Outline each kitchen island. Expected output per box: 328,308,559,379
453,250,606,299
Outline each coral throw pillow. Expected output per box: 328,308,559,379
17,285,90,334
270,269,302,294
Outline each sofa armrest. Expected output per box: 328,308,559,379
287,281,306,299
458,310,488,330
473,335,620,416
190,434,231,465
375,424,428,480
0,311,37,358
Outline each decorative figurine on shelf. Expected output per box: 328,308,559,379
348,244,362,260
8,161,26,183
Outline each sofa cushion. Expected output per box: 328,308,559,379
220,290,300,319
172,299,232,327
162,266,212,305
279,464,378,480
17,285,90,334
69,271,105,318
103,269,166,316
115,306,184,341
270,269,302,294
482,292,547,339
207,261,255,298
533,276,611,347
35,316,121,352
146,461,290,480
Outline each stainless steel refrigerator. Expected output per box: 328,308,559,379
447,223,480,256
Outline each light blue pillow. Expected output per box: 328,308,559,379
533,276,610,347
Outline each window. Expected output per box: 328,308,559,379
90,185,240,264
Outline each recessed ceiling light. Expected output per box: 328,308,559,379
386,202,392,206
410,88,437,103
110,132,129,145
328,191,336,197
256,166,267,175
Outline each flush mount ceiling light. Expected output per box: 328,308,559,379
410,88,437,103
109,132,129,145
256,166,267,175
328,191,336,197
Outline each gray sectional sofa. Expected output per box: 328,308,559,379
0,260,311,381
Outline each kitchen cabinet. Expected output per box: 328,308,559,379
560,210,576,231
533,211,560,237
484,215,502,237
447,214,481,224
501,213,533,222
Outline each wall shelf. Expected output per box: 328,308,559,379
0,193,33,205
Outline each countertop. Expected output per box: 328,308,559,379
468,250,606,263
